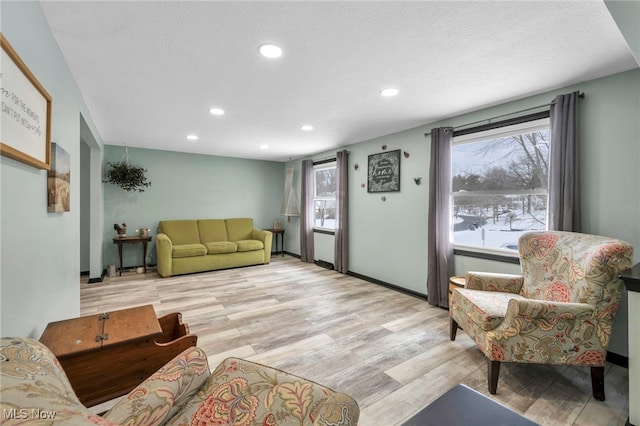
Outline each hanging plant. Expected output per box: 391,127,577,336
103,147,151,192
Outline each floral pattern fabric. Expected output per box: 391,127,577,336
465,272,523,294
165,357,360,426
452,288,528,331
1,337,119,425
103,346,210,425
0,340,359,426
450,231,633,366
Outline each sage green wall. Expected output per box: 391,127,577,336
0,2,104,337
605,0,640,64
286,68,639,355
102,146,284,269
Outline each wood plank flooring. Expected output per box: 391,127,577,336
81,256,629,425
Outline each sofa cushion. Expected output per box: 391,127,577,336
451,288,527,331
160,220,200,245
236,240,264,252
172,244,207,258
225,218,253,241
204,241,238,254
163,357,360,426
198,219,228,243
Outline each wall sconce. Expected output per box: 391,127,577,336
404,151,410,158
414,177,422,185
354,163,359,170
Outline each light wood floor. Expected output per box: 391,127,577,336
81,255,629,425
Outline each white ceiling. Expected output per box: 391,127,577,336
40,1,638,162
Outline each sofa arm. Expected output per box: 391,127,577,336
252,229,273,264
102,346,210,425
156,233,173,278
314,392,360,426
495,298,595,344
486,299,599,364
0,338,117,425
504,298,594,320
465,271,524,294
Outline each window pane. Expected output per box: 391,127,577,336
453,194,547,250
314,199,336,228
452,126,550,251
315,167,336,197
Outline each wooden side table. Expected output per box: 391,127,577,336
112,235,152,275
449,275,466,298
39,305,197,407
268,228,285,257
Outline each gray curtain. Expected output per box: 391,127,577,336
427,127,454,308
334,150,349,273
548,91,581,232
300,160,315,262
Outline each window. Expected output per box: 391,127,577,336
451,117,550,252
313,162,336,230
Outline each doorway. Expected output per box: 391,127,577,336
79,114,103,281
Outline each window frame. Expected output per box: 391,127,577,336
312,160,337,232
450,112,551,258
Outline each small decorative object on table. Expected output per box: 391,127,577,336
113,223,127,238
138,227,150,237
273,220,282,230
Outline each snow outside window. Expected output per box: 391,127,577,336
451,118,550,254
313,163,336,230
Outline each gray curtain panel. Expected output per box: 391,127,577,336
427,127,454,308
549,91,581,232
300,160,315,263
334,150,349,273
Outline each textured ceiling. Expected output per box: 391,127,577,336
40,1,638,162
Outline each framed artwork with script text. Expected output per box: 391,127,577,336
0,33,52,170
367,149,401,193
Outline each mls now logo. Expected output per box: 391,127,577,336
3,409,56,420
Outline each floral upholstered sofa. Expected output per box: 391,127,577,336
0,338,359,425
449,231,633,400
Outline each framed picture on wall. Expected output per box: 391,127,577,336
367,149,401,193
0,33,52,170
47,143,70,212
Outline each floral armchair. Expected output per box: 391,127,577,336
0,337,359,425
449,231,633,400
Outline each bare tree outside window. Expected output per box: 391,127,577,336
452,120,550,251
313,164,337,229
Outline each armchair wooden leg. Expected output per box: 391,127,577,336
488,360,501,394
591,366,605,401
450,318,458,341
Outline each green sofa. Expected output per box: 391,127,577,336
156,218,272,278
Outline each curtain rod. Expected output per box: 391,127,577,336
312,149,349,165
423,92,584,138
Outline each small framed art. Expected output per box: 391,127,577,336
47,143,70,212
367,149,401,193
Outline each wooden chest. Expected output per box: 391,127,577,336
39,305,197,407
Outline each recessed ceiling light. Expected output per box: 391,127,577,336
380,88,399,97
187,134,198,141
259,144,269,150
258,43,283,59
209,107,225,116
301,125,314,131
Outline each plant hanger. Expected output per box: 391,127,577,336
103,146,151,192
